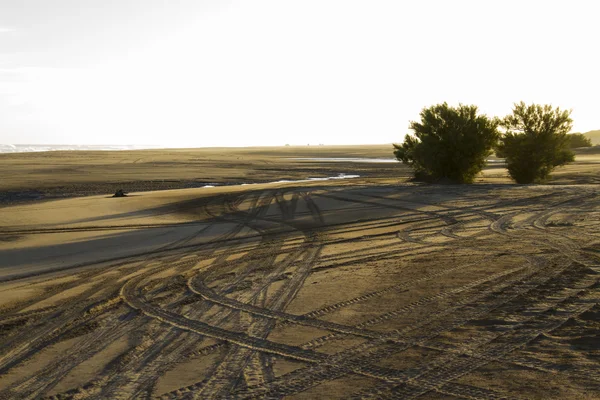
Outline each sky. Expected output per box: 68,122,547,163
0,0,598,147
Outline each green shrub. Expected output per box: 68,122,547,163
566,133,592,148
498,102,574,184
393,103,499,183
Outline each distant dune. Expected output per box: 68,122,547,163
583,129,600,144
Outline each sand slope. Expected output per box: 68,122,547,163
0,177,598,399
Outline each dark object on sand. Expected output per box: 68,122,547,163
112,189,127,198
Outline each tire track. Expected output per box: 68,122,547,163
228,254,581,399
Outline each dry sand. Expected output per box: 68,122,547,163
0,146,599,399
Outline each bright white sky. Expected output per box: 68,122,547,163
0,0,598,146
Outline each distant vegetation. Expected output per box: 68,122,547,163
566,133,592,148
497,102,574,184
395,101,581,184
393,103,499,183
571,129,600,145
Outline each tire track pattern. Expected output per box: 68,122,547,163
0,184,597,400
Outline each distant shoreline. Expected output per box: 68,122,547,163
0,143,395,154
0,144,163,154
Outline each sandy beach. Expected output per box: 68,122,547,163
0,146,598,399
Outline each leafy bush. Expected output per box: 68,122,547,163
566,133,592,148
393,103,499,183
497,102,574,184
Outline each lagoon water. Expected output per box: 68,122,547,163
240,173,361,186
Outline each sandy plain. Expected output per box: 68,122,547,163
0,145,599,399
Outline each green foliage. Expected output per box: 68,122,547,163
570,130,600,146
498,102,574,184
567,133,592,148
494,145,506,159
393,103,500,183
